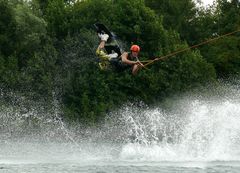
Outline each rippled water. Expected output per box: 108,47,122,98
1,142,240,173
0,84,240,172
2,161,240,173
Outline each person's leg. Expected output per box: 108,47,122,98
132,64,141,75
96,49,109,61
96,49,110,70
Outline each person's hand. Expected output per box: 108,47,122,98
135,61,144,68
98,33,109,42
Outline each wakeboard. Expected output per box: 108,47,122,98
94,23,122,57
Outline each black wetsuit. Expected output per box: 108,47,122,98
110,52,137,72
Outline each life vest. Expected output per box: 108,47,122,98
127,52,138,61
96,49,137,71
109,52,138,72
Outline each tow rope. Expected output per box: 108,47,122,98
142,29,240,67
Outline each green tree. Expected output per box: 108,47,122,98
217,0,240,34
14,3,47,68
145,0,198,42
45,0,69,37
200,0,240,77
0,0,220,125
0,0,17,57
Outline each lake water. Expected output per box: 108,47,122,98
1,161,240,173
1,142,240,173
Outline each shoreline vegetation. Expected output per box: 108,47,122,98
0,0,239,125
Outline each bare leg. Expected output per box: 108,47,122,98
98,40,106,50
132,64,141,75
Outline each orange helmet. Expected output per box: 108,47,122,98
130,45,140,52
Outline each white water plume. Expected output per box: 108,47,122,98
0,91,77,144
0,82,240,164
117,98,240,161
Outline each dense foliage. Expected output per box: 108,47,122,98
0,0,239,125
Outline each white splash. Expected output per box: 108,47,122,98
118,99,240,161
0,83,240,164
